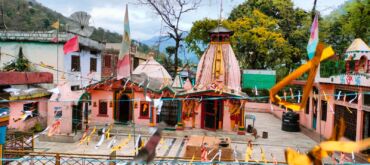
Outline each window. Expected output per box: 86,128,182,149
99,100,108,115
71,55,80,71
90,58,97,72
71,85,80,91
23,102,39,120
321,100,327,121
104,55,111,68
364,93,370,106
335,105,357,140
335,89,358,103
139,102,149,118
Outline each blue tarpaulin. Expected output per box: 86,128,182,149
0,126,6,144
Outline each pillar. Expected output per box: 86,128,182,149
149,101,155,127
176,101,184,130
237,101,246,135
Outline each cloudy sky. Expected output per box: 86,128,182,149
37,0,347,42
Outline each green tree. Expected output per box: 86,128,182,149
184,18,219,56
186,10,295,71
228,0,310,67
321,0,369,56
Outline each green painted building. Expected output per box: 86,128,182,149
242,70,276,90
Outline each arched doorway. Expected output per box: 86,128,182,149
358,56,368,73
116,94,131,123
74,93,91,132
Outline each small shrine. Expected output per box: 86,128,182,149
344,38,370,74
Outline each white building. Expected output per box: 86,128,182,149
0,31,104,89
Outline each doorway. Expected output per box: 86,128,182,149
312,97,317,130
363,111,370,154
116,94,131,123
201,99,223,130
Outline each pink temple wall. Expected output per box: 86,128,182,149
133,91,155,126
182,100,233,132
182,104,201,129
8,98,48,132
47,101,72,135
90,90,115,125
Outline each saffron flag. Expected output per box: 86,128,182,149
117,4,131,80
307,14,319,60
51,20,60,29
63,35,79,54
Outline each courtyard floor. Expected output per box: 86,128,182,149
33,112,321,163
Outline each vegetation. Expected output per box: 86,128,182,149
137,0,201,76
185,0,369,79
3,47,32,72
0,0,152,49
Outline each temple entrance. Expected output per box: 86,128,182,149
158,99,178,126
116,94,131,123
201,99,223,130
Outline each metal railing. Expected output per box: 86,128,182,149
3,150,287,165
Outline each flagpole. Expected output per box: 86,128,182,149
56,18,59,85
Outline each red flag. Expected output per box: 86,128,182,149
63,35,79,54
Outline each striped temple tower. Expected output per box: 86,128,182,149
195,25,241,94
194,25,245,134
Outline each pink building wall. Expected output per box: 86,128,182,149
8,98,48,132
47,101,73,135
87,89,162,127
133,91,156,126
250,83,369,141
90,90,115,125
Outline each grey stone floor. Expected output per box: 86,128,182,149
34,112,320,163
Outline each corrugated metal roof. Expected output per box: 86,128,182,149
0,31,105,50
209,25,232,33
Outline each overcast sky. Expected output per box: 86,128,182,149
37,0,347,41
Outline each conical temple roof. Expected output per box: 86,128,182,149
133,57,173,84
183,78,193,91
346,38,370,52
172,74,184,88
195,43,241,92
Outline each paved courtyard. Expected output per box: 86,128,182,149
33,112,319,163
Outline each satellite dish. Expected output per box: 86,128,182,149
66,11,94,37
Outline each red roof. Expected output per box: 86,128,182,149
0,72,53,85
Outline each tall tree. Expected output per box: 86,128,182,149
321,0,369,56
137,0,201,76
228,0,310,68
186,10,295,80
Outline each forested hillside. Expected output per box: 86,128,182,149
0,0,150,49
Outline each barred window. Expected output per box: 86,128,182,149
99,101,108,115
71,55,80,71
